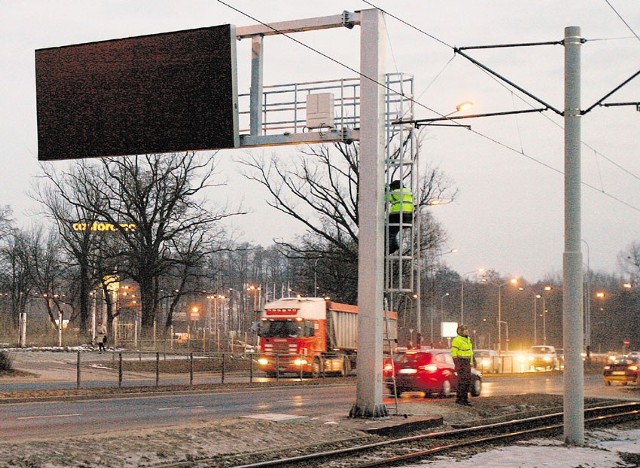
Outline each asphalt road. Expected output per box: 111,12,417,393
1,372,637,442
0,384,356,442
2,350,638,443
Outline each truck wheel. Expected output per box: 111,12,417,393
311,358,322,378
439,379,452,398
339,357,352,376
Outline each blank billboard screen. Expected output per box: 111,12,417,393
36,25,238,161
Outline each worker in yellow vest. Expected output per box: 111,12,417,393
451,324,474,406
386,179,414,254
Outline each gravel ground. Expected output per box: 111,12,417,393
0,385,621,468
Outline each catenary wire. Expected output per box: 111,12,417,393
216,0,640,213
604,0,640,42
361,0,640,207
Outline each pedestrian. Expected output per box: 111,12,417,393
386,179,414,254
451,324,474,406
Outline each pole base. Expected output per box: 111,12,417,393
349,403,389,419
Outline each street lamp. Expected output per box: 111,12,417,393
497,278,518,354
534,294,542,345
440,292,450,325
247,284,261,311
498,320,509,351
542,286,553,345
582,239,591,358
460,268,485,324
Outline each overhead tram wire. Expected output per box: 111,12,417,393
604,0,640,42
217,0,640,214
215,0,442,119
361,0,640,209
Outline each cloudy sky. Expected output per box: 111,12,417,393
2,1,640,282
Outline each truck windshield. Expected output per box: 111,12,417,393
260,320,302,338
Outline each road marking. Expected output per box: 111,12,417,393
18,413,82,420
158,405,205,411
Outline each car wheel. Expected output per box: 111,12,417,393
439,379,452,398
605,380,612,386
470,377,482,397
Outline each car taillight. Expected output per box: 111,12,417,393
628,365,638,371
383,363,394,372
418,364,438,373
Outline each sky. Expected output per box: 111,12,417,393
2,1,640,282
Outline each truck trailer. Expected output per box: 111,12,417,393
256,297,397,377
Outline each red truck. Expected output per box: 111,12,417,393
256,297,397,377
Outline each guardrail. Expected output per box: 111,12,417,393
4,350,354,391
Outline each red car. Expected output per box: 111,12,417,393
604,356,640,386
385,349,482,398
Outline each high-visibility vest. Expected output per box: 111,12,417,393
387,188,414,214
451,335,474,364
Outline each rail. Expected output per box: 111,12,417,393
222,402,640,468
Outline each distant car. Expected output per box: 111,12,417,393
604,356,640,386
528,345,559,371
385,349,482,398
474,349,500,373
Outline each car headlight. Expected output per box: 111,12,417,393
257,358,269,366
293,358,308,366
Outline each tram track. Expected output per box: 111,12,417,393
224,402,640,468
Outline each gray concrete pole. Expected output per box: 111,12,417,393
350,8,386,418
249,35,264,136
563,25,585,446
497,284,502,354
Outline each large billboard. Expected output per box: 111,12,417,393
35,25,238,161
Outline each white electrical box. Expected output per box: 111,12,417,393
306,93,335,129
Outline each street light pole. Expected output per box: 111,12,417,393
497,278,517,354
534,294,541,345
440,292,450,325
460,268,484,324
498,320,509,352
582,239,591,359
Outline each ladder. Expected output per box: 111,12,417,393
383,297,399,414
384,73,417,295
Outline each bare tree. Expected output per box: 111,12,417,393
37,152,244,336
618,241,640,284
0,230,32,329
32,169,112,335
239,142,457,303
21,226,71,328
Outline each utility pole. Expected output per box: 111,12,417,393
563,25,584,446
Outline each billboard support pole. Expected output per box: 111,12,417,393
349,8,387,419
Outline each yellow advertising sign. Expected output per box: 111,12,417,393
72,221,137,233
103,275,120,291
